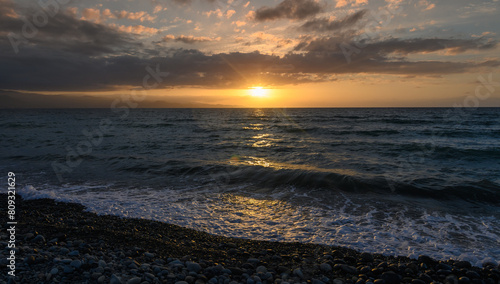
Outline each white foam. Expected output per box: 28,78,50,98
18,184,500,267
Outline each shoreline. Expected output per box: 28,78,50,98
1,194,499,284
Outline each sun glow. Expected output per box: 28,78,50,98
249,87,269,97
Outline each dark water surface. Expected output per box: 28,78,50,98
1,108,499,265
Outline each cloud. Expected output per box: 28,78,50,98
0,3,141,56
294,36,497,55
113,24,159,35
335,0,368,8
0,0,498,93
299,9,367,32
253,0,325,21
232,20,246,27
161,35,219,44
79,8,157,23
1,41,498,92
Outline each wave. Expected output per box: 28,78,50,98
175,163,500,205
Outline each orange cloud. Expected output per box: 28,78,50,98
113,24,159,35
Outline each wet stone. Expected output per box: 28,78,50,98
320,263,332,272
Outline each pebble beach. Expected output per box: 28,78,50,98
1,194,499,284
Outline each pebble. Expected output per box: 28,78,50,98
50,268,59,275
341,265,358,275
63,265,74,273
126,277,142,284
256,266,267,273
293,268,304,279
32,235,46,243
360,253,374,263
458,277,471,284
68,250,80,256
320,263,332,272
381,272,400,284
110,274,122,284
70,259,82,269
187,262,202,273
99,260,107,267
312,278,325,284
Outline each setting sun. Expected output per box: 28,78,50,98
249,87,269,97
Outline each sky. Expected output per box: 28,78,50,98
0,0,499,107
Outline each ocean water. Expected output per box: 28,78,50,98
1,108,499,266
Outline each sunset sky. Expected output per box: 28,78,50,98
1,0,499,107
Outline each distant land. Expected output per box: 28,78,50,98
0,90,237,108
1,89,500,108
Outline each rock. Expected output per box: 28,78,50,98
26,255,36,264
293,268,304,279
24,233,35,240
63,265,74,273
247,258,260,264
459,277,471,284
341,265,358,275
411,280,426,284
419,274,432,284
176,282,189,284
256,266,267,273
437,269,452,276
32,235,45,243
144,272,155,280
381,272,400,284
50,268,59,275
98,275,106,283
98,260,107,267
417,255,434,264
144,252,154,258
482,262,496,268
312,279,325,284
438,263,453,271
360,253,374,263
320,263,332,272
127,277,142,284
445,275,458,284
455,261,472,269
466,271,480,279
187,262,202,273
70,260,82,269
110,274,122,284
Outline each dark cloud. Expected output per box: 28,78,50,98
0,0,498,93
254,0,324,21
1,41,498,92
161,35,214,44
0,1,140,56
364,38,497,55
294,37,498,55
299,9,367,31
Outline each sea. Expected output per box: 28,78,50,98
1,108,499,266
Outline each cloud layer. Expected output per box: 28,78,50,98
254,0,325,21
0,0,498,92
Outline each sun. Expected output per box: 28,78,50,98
249,87,269,97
